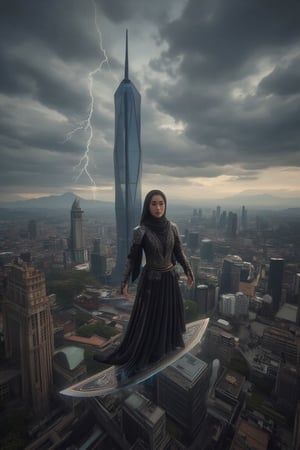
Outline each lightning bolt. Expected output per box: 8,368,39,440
64,0,110,197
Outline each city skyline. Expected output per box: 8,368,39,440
1,0,300,205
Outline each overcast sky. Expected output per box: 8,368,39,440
1,0,300,205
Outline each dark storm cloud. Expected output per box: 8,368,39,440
258,55,300,96
158,0,300,80
147,0,300,171
0,0,300,201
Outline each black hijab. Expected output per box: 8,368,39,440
140,190,170,253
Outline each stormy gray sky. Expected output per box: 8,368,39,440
1,0,300,204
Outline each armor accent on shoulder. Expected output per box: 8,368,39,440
132,225,146,245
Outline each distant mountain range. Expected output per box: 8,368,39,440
0,191,299,212
0,192,114,211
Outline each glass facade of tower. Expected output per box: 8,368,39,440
113,37,142,279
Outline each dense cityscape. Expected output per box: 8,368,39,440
0,196,299,449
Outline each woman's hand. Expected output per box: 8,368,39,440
122,283,130,299
187,275,194,288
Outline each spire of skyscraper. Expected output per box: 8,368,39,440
125,29,129,81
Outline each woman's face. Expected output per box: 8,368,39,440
149,194,166,218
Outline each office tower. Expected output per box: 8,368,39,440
3,257,54,414
205,326,237,364
190,256,201,283
219,210,227,229
122,392,168,449
68,197,88,265
220,255,243,295
219,293,236,316
226,211,238,237
216,205,221,227
235,292,249,316
157,353,210,442
267,257,284,314
198,271,219,311
200,238,213,261
90,238,106,280
240,205,248,231
219,292,249,317
113,30,142,281
195,284,209,315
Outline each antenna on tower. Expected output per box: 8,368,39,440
125,29,129,81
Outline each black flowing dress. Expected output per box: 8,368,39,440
98,221,193,372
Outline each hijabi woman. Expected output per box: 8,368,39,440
94,189,194,375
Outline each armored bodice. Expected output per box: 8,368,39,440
122,222,193,286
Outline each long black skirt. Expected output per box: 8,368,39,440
102,267,185,371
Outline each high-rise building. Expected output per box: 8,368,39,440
157,353,210,442
190,256,201,283
3,257,54,415
66,198,88,266
90,238,106,280
122,392,168,449
195,284,209,315
267,257,284,314
226,211,238,237
219,292,249,317
113,30,142,281
220,255,243,295
240,205,248,231
200,238,213,261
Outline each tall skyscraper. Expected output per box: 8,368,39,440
90,237,106,280
157,353,210,442
122,392,169,449
267,257,284,313
67,197,88,265
220,255,243,295
241,205,248,231
113,30,142,281
3,257,54,415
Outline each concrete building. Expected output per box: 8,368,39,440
205,325,238,364
267,257,284,314
200,238,214,261
195,284,209,315
66,198,88,266
219,292,249,318
122,392,168,449
262,326,300,366
3,257,54,414
157,353,210,442
90,237,106,281
220,255,243,295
